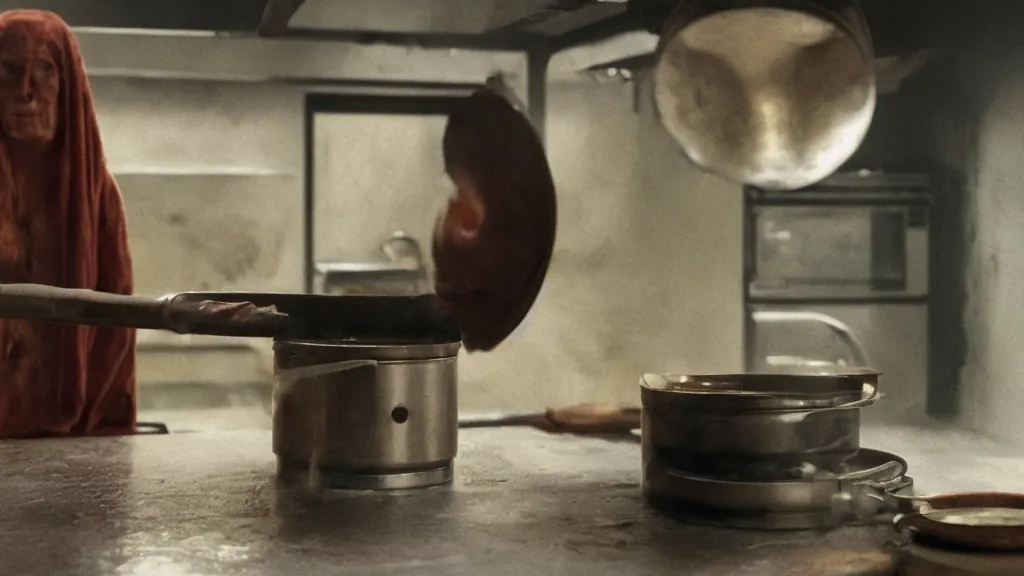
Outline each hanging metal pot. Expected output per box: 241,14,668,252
653,0,876,190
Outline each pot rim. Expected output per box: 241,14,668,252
642,372,877,394
274,339,462,362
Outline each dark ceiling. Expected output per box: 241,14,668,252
0,0,1022,58
0,0,270,31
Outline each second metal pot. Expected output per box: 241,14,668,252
640,371,879,472
643,447,911,529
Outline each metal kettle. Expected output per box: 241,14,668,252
653,0,876,190
314,232,430,296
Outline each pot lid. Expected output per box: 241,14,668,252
641,371,877,397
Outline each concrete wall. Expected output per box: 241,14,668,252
958,45,1024,444
83,33,743,412
872,40,1024,443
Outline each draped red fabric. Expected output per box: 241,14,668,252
0,10,137,437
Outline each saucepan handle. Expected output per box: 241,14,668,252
855,478,922,516
892,511,929,534
833,473,916,524
815,382,880,413
782,382,879,420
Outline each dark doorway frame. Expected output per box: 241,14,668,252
302,87,483,293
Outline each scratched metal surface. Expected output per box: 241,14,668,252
0,425,1008,576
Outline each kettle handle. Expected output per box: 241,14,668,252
752,310,871,367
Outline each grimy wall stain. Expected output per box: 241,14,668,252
956,43,1024,444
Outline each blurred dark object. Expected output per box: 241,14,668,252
460,404,641,436
432,88,557,351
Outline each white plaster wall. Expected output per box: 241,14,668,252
312,113,448,265
959,52,1024,444
85,37,744,411
93,79,304,296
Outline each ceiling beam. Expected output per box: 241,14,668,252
276,27,531,51
548,9,646,53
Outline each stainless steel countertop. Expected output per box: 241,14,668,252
0,424,1021,575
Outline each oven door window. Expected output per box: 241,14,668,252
749,205,927,299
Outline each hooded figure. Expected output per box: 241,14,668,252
0,10,135,437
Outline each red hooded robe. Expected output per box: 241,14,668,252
0,10,136,437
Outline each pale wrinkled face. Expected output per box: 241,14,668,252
0,40,59,144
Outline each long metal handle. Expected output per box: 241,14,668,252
752,310,871,367
0,283,289,337
0,283,168,329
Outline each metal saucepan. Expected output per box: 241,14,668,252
643,447,911,530
640,371,880,475
653,0,876,189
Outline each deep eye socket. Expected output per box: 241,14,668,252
29,60,54,83
0,60,52,87
0,62,19,84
